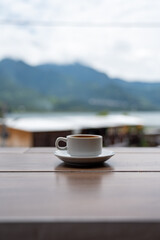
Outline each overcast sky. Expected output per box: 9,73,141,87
0,0,160,82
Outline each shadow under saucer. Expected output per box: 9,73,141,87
55,162,114,171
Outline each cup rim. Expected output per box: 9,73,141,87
67,134,102,139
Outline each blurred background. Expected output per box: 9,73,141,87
0,0,160,147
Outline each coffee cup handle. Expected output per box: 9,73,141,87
55,137,67,150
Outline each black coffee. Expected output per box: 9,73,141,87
73,135,97,138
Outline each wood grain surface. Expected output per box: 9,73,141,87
0,147,160,240
0,172,160,221
0,147,160,172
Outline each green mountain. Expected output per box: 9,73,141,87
0,58,160,112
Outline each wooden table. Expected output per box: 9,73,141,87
0,147,160,240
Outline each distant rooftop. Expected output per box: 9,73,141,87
3,115,143,132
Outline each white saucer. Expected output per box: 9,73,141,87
54,149,115,166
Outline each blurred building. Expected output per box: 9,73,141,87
0,115,145,147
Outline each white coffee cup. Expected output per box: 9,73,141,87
55,134,102,157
